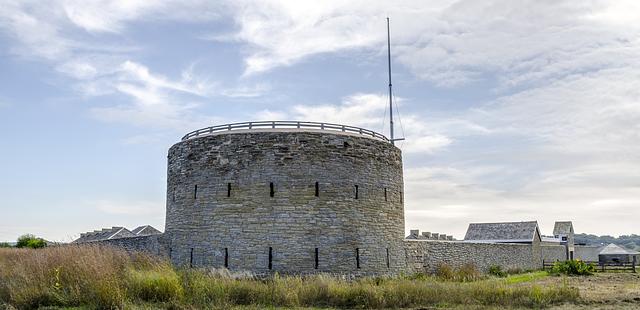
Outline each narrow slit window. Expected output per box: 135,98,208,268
384,188,387,202
315,182,319,197
270,182,275,197
172,188,176,202
314,248,319,269
169,247,172,260
354,185,359,200
190,248,194,268
386,248,390,268
268,247,273,270
194,185,198,199
356,248,360,269
224,247,229,268
227,183,231,197
400,191,403,204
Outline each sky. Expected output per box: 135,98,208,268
0,0,639,242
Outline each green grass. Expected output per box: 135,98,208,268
503,271,549,284
0,246,580,309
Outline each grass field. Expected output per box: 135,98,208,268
0,246,637,309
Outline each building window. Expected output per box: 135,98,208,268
224,247,229,268
400,191,403,203
386,248,390,268
384,188,387,202
270,182,275,197
190,248,194,268
268,247,273,270
315,182,319,197
194,185,198,199
172,188,176,202
354,185,359,200
227,183,231,197
315,248,319,269
356,248,360,269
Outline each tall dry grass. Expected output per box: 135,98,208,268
0,246,580,309
0,245,168,309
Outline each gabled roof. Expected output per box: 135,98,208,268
599,243,640,255
73,227,135,243
553,221,574,235
464,221,541,243
131,225,162,236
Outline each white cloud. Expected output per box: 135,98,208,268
2,0,639,238
403,65,640,237
223,0,455,75
256,93,452,154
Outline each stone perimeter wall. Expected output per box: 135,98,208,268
404,240,542,273
89,236,562,275
164,130,405,275
541,244,567,262
88,235,167,257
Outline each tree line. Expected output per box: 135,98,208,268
574,233,640,251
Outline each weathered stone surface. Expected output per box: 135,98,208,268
164,130,405,275
404,240,542,273
574,245,600,261
541,244,567,262
97,234,167,257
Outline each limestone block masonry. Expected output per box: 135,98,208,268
99,235,167,257
405,240,542,273
541,244,567,263
164,129,405,275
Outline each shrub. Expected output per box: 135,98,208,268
489,265,507,277
0,242,11,248
127,267,183,302
436,263,484,282
549,260,596,276
15,234,47,249
436,263,455,280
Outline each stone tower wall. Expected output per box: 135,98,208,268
164,130,405,275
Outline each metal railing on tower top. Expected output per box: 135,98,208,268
181,121,390,142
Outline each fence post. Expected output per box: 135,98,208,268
633,256,637,273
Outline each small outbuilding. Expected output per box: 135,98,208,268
73,227,136,243
598,243,639,264
131,225,162,236
464,221,541,244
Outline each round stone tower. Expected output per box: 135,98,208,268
164,121,405,274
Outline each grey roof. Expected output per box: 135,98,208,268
464,221,540,243
553,221,573,235
599,243,640,255
73,227,135,243
131,225,162,236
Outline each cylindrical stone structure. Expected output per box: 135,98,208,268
164,122,405,275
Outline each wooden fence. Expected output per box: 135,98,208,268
543,260,637,273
